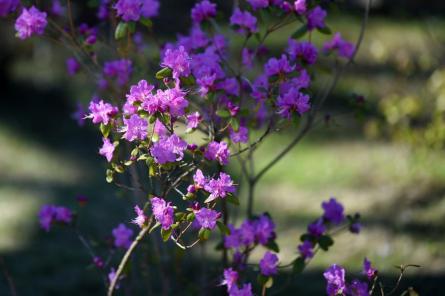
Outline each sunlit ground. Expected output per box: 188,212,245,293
1,15,445,294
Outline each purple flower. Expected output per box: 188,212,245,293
151,197,174,230
324,264,346,296
160,88,189,117
132,205,147,228
191,0,216,23
204,172,236,202
247,0,269,10
127,80,155,104
294,0,306,14
221,268,238,290
265,55,295,77
363,258,377,280
287,39,318,65
55,207,72,223
230,126,249,144
121,114,148,141
350,222,361,234
254,214,275,245
229,283,253,296
195,208,220,230
322,198,345,225
186,112,202,130
87,99,118,125
141,0,159,18
323,32,355,59
15,6,48,40
307,218,326,237
112,223,134,249
224,224,242,249
193,169,208,189
161,46,191,80
306,6,326,31
242,48,254,69
97,0,110,20
39,205,56,231
348,280,369,296
230,9,258,34
150,134,187,164
113,0,141,21
0,0,19,17
66,57,80,76
108,268,121,288
99,137,115,162
276,88,311,118
51,0,65,16
298,240,314,259
216,77,240,97
103,59,133,86
93,256,104,269
259,251,279,276
204,141,230,165
72,102,86,127
239,220,255,246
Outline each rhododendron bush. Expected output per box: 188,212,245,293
1,0,419,295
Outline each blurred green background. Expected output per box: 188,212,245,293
1,0,445,295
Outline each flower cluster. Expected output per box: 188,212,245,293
38,204,72,232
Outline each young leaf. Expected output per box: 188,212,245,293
100,123,111,138
161,228,172,242
292,24,308,39
226,195,240,206
216,221,230,235
199,228,211,241
265,240,280,253
156,67,172,79
292,257,305,274
230,118,240,131
318,235,334,251
115,22,128,40
317,26,332,35
216,109,231,118
140,17,152,28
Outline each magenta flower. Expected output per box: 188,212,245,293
126,80,155,104
221,268,238,290
247,0,269,10
350,222,361,234
93,256,104,269
195,208,220,230
229,283,253,296
259,251,279,276
193,169,208,189
88,99,118,125
15,6,48,40
72,102,86,127
103,59,133,86
230,9,258,34
287,39,318,65
363,258,377,280
323,32,355,59
253,214,275,245
108,268,121,289
186,112,202,130
298,240,314,259
150,134,187,164
161,46,191,79
239,220,255,246
323,264,346,296
277,88,311,118
191,0,216,23
112,223,134,249
204,141,230,165
55,206,73,223
99,137,115,162
39,205,56,232
294,0,306,14
66,57,80,76
224,224,242,249
113,0,141,21
132,205,147,228
216,77,240,97
348,279,369,296
265,55,295,77
204,172,236,202
322,198,345,225
230,126,249,144
0,0,19,17
151,197,174,230
122,114,148,141
306,6,327,30
141,0,159,18
161,88,189,117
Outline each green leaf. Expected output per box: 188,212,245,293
216,109,231,118
292,24,308,39
226,195,240,206
161,228,172,242
292,257,305,274
180,75,196,87
155,67,172,79
265,240,280,253
140,17,153,28
115,22,128,40
214,241,224,251
318,235,334,251
100,123,111,138
230,118,240,131
186,213,195,222
199,228,211,241
317,26,332,35
216,221,230,235
127,22,136,33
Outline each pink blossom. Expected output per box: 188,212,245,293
99,137,114,162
